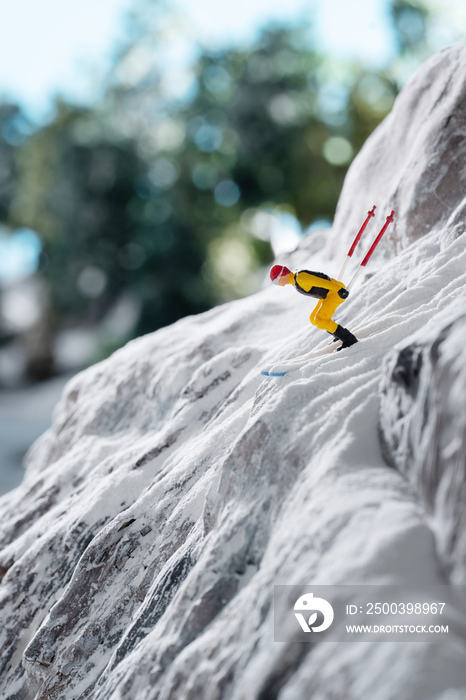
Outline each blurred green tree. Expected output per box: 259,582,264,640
391,0,429,55
96,16,397,300
0,103,26,221
10,102,211,342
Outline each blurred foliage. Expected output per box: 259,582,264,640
0,0,441,377
10,103,208,337
0,104,26,220
391,0,429,54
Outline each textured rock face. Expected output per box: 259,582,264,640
327,40,466,259
380,310,466,582
1,41,466,700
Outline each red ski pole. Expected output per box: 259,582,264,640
338,205,376,281
347,210,395,291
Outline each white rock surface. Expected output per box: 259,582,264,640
380,308,466,583
2,41,466,700
327,40,466,260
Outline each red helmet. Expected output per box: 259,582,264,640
270,264,292,285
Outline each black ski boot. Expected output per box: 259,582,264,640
333,324,358,350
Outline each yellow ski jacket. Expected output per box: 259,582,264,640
287,270,348,300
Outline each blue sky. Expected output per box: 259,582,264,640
0,0,397,122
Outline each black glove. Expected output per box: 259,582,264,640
338,288,349,299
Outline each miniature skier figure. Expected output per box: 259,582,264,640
269,265,358,349
263,209,395,367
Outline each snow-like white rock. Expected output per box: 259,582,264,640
327,40,466,259
380,307,466,583
1,41,466,700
